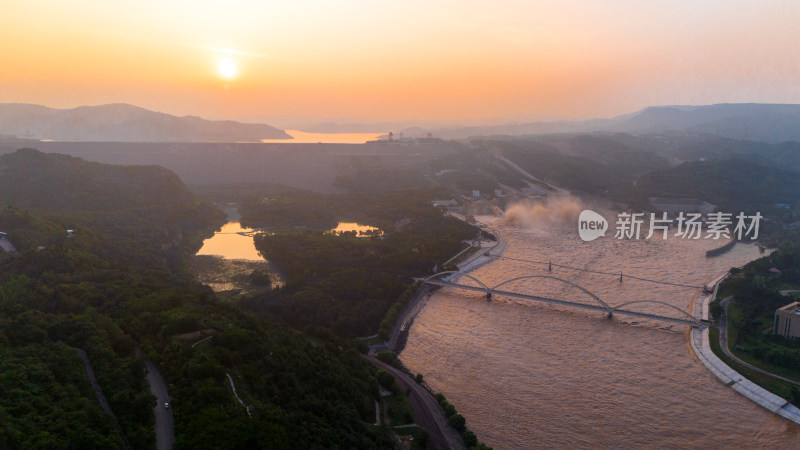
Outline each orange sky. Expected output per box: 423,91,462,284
3,1,799,124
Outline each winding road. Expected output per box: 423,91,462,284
365,215,506,449
144,359,175,450
367,356,465,450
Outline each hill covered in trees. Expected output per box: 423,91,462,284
496,134,800,212
0,148,225,270
0,103,289,142
0,149,398,448
622,158,800,213
238,189,478,338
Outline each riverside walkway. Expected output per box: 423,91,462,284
690,274,800,425
719,298,800,387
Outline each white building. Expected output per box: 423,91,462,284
775,302,800,339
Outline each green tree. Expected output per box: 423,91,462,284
462,430,478,447
376,370,395,390
448,414,466,431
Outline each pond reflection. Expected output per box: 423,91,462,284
197,222,262,260
328,222,382,237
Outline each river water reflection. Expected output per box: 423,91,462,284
196,222,262,261
329,222,382,237
400,218,800,448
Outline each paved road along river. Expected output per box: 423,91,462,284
400,217,800,448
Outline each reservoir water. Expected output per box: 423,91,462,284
400,218,800,448
260,129,384,144
196,222,262,261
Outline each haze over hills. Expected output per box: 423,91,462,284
610,104,800,143
0,103,290,142
391,104,800,144
4,102,800,145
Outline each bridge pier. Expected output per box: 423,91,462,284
421,272,703,327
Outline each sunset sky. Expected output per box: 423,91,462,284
3,0,799,125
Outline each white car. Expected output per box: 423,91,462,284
164,402,170,409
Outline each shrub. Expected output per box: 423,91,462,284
448,414,466,431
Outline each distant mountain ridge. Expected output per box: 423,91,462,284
0,103,290,142
4,102,800,144
394,103,800,144
611,104,800,142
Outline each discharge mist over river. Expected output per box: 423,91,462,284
401,200,800,448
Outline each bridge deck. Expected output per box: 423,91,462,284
423,279,704,328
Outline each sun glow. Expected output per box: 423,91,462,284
4,1,800,120
218,59,237,79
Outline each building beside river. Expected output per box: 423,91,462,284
649,197,716,214
774,301,800,339
0,231,15,253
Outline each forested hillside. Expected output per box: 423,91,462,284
0,148,225,270
0,149,396,448
625,158,800,213
240,189,478,337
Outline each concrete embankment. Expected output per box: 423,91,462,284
444,215,507,274
366,216,507,449
719,299,800,387
705,238,737,257
377,218,507,355
690,274,800,425
368,356,466,450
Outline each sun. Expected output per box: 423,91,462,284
218,59,237,79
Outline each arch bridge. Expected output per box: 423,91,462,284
420,271,707,328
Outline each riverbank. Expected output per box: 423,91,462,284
367,355,466,450
374,216,507,355
719,298,800,387
690,274,800,425
705,237,737,257
397,220,794,447
366,215,506,449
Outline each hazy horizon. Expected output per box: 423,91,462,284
7,100,800,132
4,1,799,124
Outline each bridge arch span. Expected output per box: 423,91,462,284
423,271,491,291
422,272,704,327
611,300,700,327
491,275,612,311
